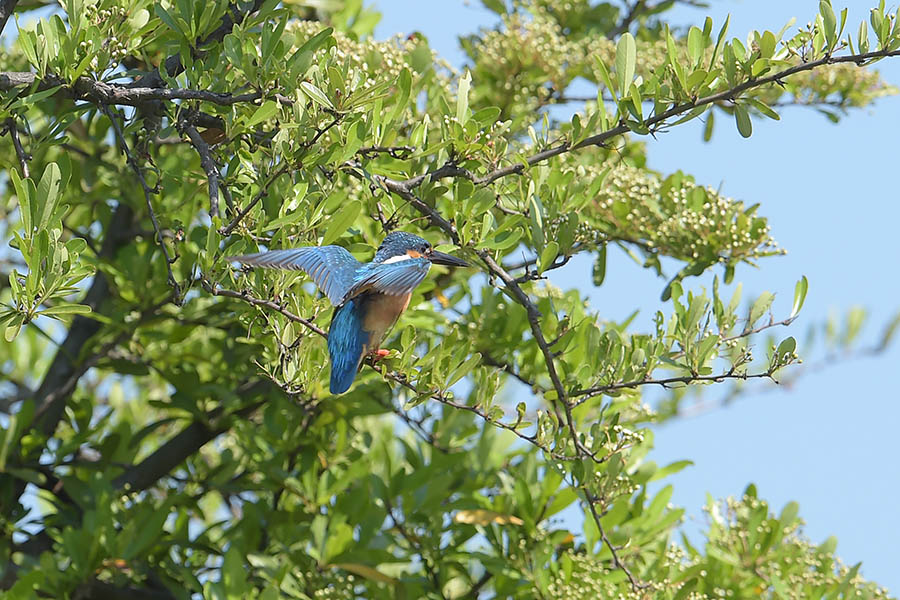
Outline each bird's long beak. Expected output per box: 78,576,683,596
428,250,469,267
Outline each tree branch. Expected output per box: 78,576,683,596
181,122,223,218
218,163,291,236
204,282,327,336
112,381,269,493
392,48,900,192
609,0,647,38
0,0,17,37
3,117,29,178
572,368,778,404
131,0,266,90
0,72,263,106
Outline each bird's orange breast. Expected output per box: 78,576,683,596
362,292,412,348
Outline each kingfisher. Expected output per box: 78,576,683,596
230,231,469,394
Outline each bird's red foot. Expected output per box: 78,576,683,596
372,349,391,361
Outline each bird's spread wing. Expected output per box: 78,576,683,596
229,246,360,306
345,258,432,301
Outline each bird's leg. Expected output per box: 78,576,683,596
372,348,391,361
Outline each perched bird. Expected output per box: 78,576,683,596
230,231,468,394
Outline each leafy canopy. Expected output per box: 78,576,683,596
0,0,898,598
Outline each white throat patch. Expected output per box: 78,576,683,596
383,253,414,264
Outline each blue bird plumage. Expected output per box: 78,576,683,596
230,231,468,394
328,298,368,394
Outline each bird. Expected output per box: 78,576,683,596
229,231,469,394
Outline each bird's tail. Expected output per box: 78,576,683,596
327,299,368,394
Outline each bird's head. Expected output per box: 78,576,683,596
374,231,468,267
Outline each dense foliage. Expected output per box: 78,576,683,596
0,0,898,598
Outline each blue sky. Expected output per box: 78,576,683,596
376,0,900,592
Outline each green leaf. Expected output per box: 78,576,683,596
858,20,870,53
446,352,481,387
35,162,62,232
734,103,752,138
776,336,796,358
746,98,780,121
456,69,471,124
703,109,715,141
4,313,24,342
468,187,496,216
529,194,544,250
687,26,703,65
594,57,617,99
300,81,334,110
9,169,31,235
472,106,501,126
615,32,636,93
386,68,412,127
710,15,731,67
481,0,506,14
790,275,808,319
39,303,92,318
482,228,522,250
296,27,334,55
154,4,186,38
221,545,249,596
321,200,361,245
129,8,150,29
538,242,559,275
877,311,900,351
820,0,837,49
648,460,694,482
246,101,278,128
749,291,774,326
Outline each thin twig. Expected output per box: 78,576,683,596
203,282,326,336
374,397,452,453
572,368,778,404
582,487,645,589
219,163,291,235
386,48,900,192
102,105,182,302
608,0,647,38
305,114,342,148
4,117,30,178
